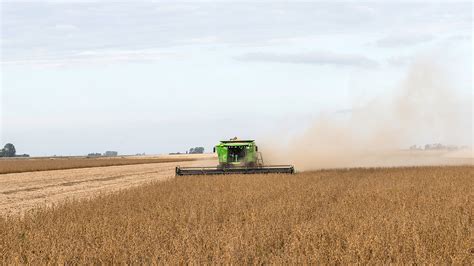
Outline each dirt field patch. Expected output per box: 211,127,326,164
0,159,215,216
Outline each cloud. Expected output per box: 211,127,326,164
387,55,414,67
183,36,219,45
54,24,79,31
376,33,434,47
2,2,470,66
334,108,353,115
236,51,379,68
446,34,471,41
1,49,181,68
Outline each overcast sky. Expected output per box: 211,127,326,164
1,1,472,156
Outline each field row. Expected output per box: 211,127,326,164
0,156,201,174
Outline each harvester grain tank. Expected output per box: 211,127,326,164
175,139,294,176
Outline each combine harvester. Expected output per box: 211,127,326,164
176,138,295,176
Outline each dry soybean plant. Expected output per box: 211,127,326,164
0,166,472,264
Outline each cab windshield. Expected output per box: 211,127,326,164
227,146,247,162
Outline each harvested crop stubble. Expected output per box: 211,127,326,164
0,157,196,174
1,166,473,264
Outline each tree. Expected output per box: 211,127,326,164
189,147,204,154
2,143,16,157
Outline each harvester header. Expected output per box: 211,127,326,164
176,138,294,176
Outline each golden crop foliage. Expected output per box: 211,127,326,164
0,157,195,174
1,166,472,264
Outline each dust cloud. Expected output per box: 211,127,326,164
262,60,473,170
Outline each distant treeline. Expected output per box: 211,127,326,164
409,143,469,151
169,147,205,155
189,147,205,154
0,143,29,158
87,151,119,157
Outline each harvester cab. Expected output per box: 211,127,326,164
215,139,260,167
175,138,294,176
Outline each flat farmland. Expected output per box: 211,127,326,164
0,158,215,216
0,154,212,174
1,166,472,264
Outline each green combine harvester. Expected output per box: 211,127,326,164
175,138,295,176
